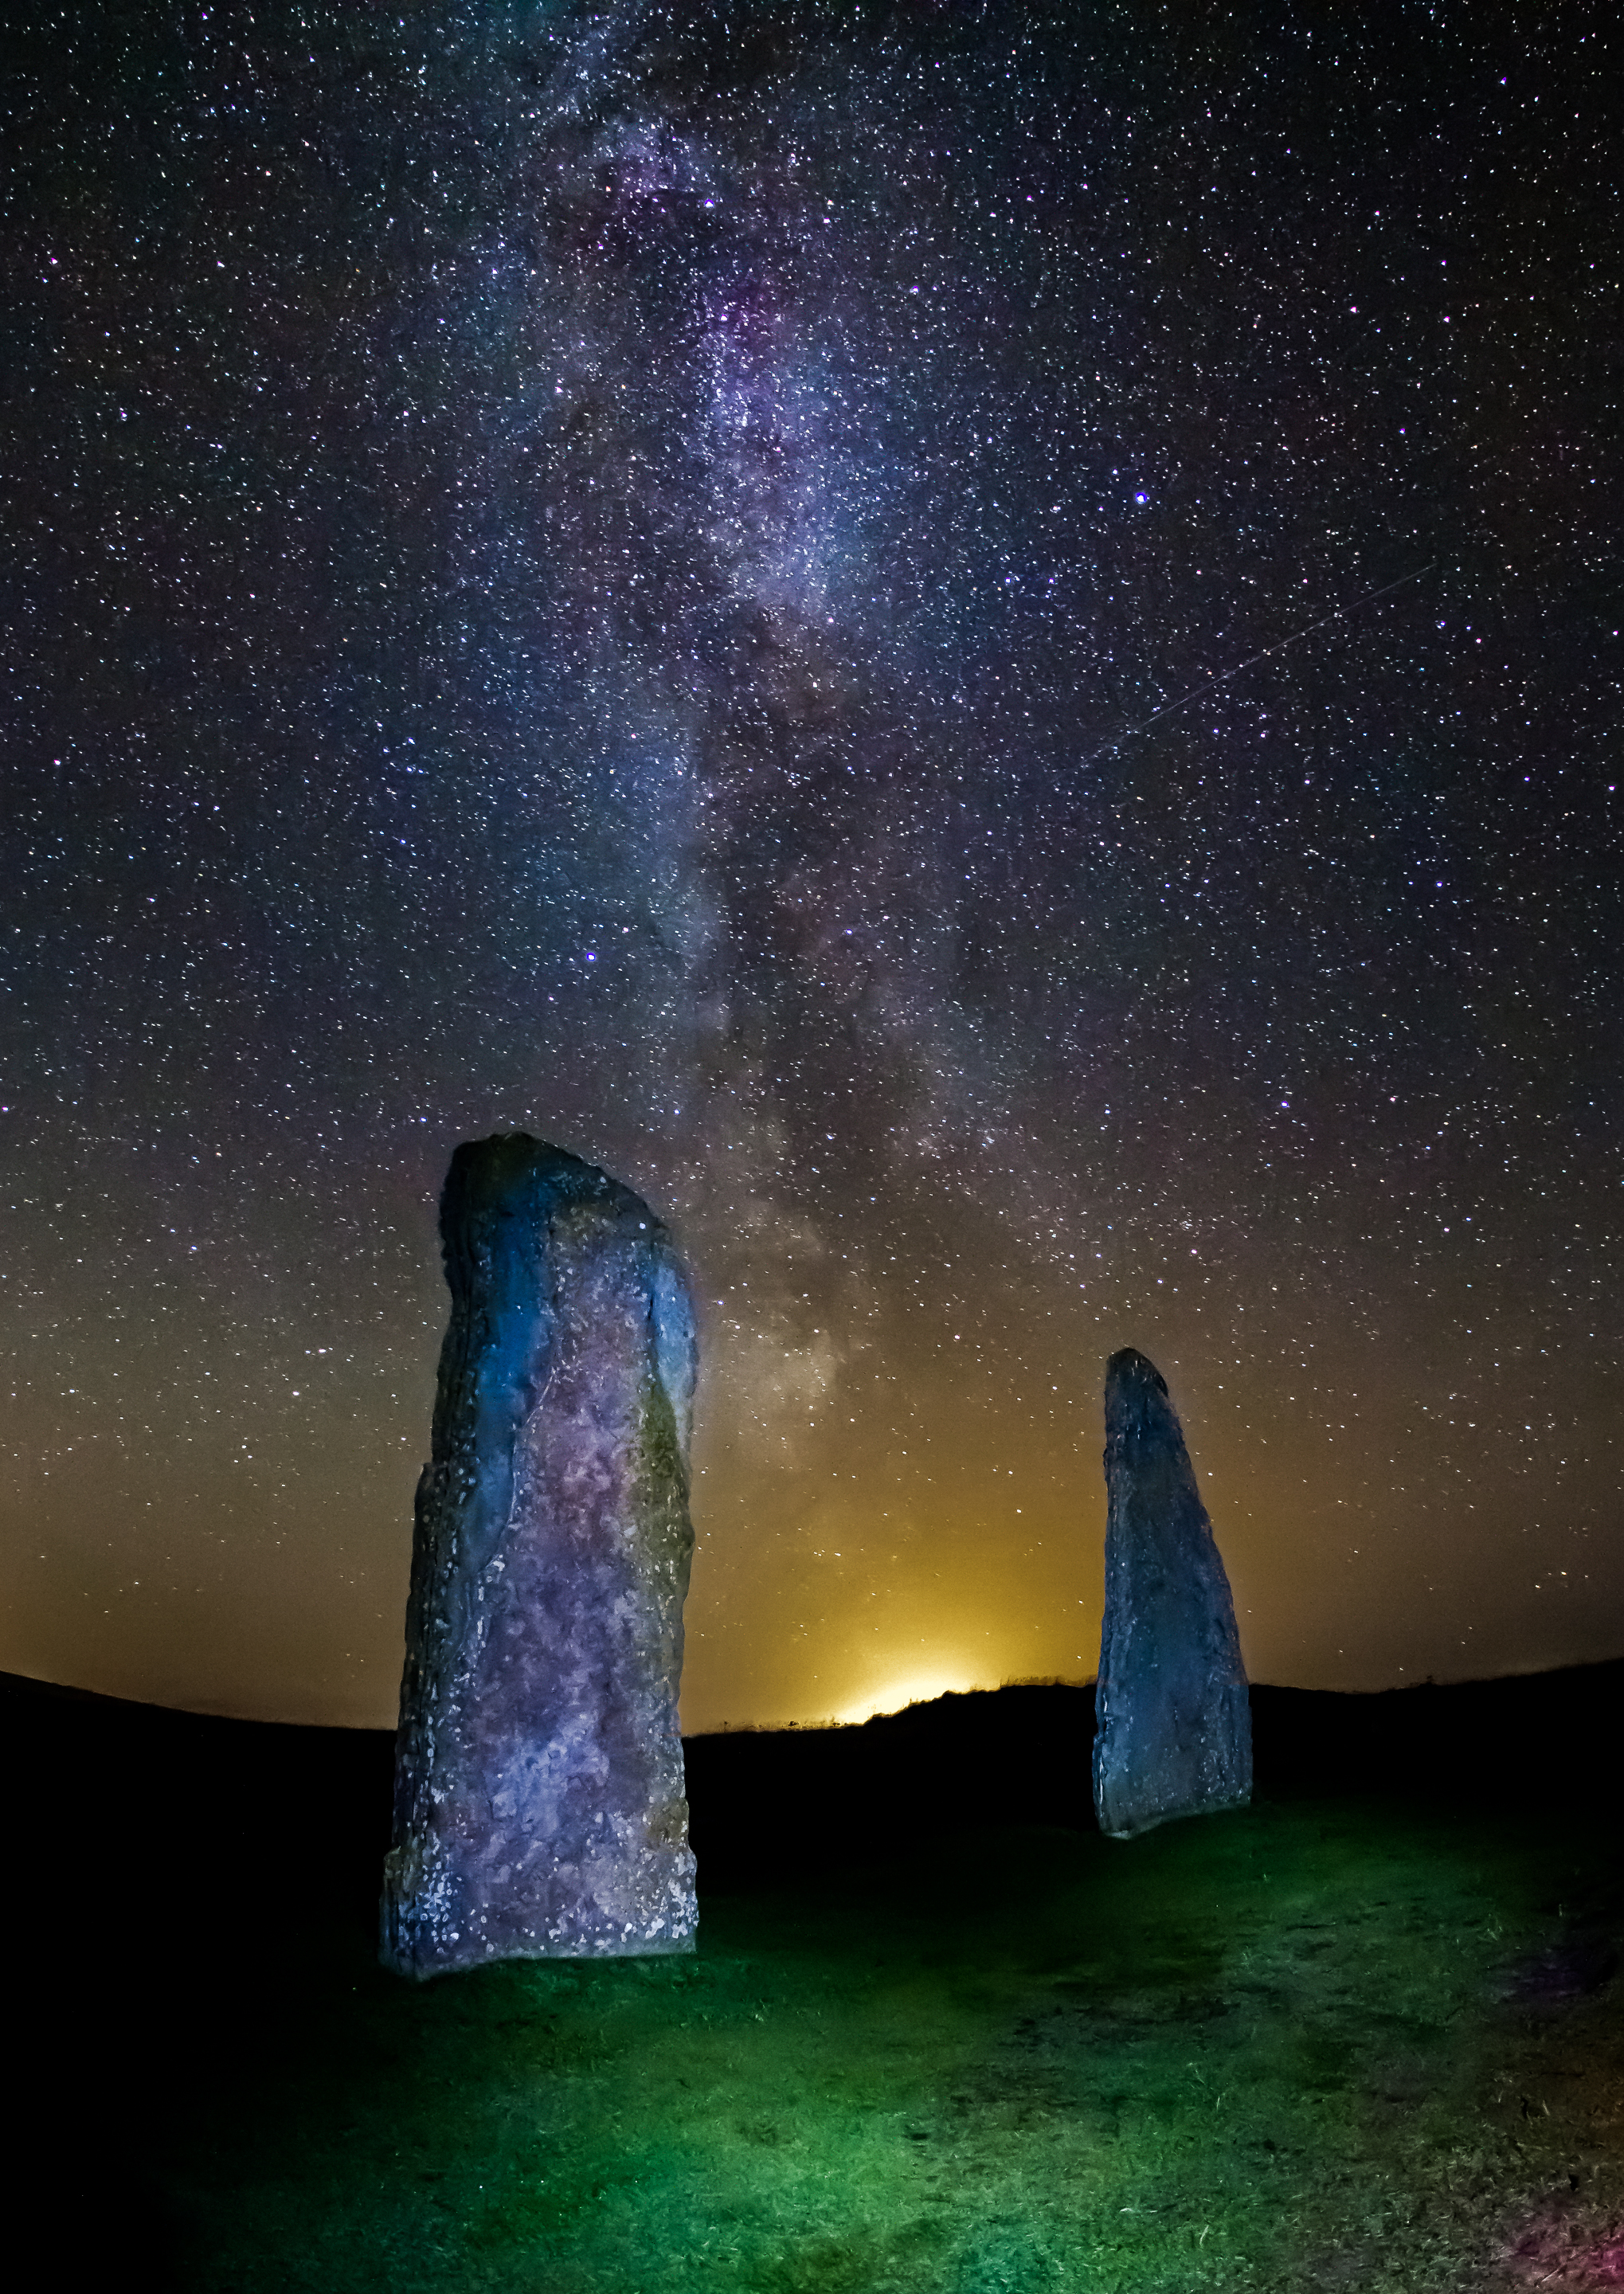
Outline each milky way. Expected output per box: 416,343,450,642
5,2,1619,1726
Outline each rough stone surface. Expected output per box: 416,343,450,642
1093,1348,1252,1839
381,1133,698,1976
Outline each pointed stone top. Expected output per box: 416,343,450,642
1105,1345,1167,1396
441,1133,665,1242
1105,1346,1179,1450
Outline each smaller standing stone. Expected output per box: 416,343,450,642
1093,1348,1251,1838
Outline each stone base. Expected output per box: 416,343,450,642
1093,1679,1253,1840
380,1834,697,1978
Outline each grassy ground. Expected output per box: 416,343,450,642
162,1792,1624,2292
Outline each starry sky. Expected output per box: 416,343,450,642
4,1,1620,1731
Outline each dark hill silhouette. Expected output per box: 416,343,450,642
7,1657,1621,1943
685,1662,1624,1881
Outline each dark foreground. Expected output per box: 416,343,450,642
6,1667,1624,2292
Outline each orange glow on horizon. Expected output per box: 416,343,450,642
834,1662,990,1727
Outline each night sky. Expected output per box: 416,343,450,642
4,2,1619,1732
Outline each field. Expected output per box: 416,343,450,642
9,1674,1623,2291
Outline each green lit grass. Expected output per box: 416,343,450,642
169,1797,1624,2291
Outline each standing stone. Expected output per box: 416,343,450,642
1093,1348,1251,1839
381,1133,699,1976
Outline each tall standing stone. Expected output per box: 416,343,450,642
381,1133,699,1976
1093,1348,1251,1839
